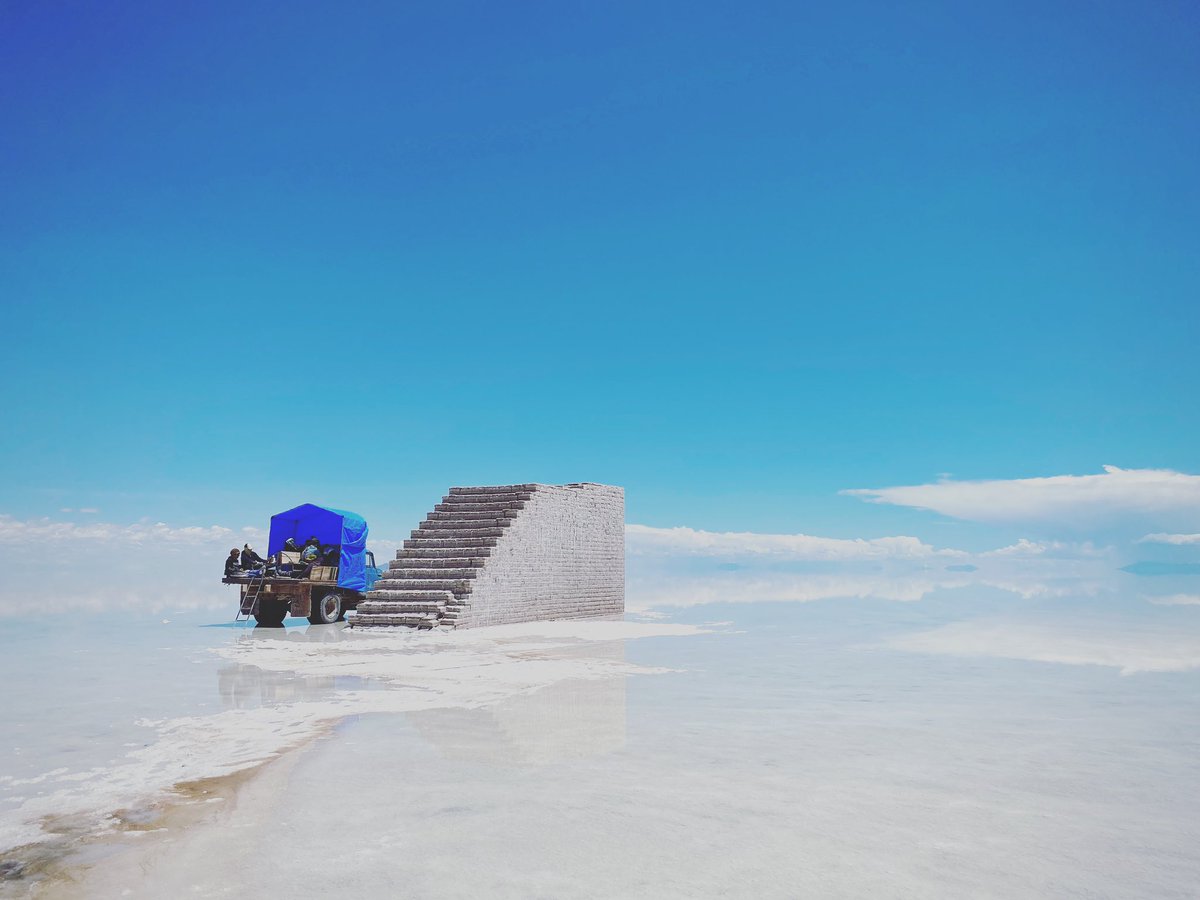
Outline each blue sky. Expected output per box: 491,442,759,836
2,1,1198,556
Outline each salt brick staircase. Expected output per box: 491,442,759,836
351,485,534,629
350,483,624,630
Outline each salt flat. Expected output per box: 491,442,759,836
2,572,1198,898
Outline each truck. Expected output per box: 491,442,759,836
223,503,385,627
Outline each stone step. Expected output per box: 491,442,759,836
351,613,438,629
386,567,480,580
434,501,526,514
439,492,533,505
449,484,539,495
364,589,455,602
409,527,508,539
389,557,487,568
397,547,493,559
402,537,499,550
425,509,520,521
357,600,444,614
371,578,474,593
418,518,513,530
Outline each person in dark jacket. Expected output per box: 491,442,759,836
224,549,244,578
241,544,268,569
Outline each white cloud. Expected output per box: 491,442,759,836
1144,594,1200,607
0,514,262,548
1139,533,1200,546
624,525,1120,612
844,466,1200,527
626,525,1114,568
626,524,965,561
981,539,1107,558
0,515,267,617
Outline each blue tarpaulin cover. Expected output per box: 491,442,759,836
267,503,370,591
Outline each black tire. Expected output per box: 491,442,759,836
309,592,341,625
254,597,287,628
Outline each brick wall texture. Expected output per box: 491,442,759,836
463,483,625,628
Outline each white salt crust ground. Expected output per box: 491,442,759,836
5,578,1200,898
0,619,705,862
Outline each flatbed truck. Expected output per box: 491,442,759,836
224,551,383,626
225,502,383,627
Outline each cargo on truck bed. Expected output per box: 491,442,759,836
225,503,383,626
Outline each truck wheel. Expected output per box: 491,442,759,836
254,598,286,628
309,592,341,625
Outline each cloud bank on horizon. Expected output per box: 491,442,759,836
8,463,1199,565
1,512,1105,564
625,524,1110,565
2,464,1197,615
844,466,1200,529
0,514,262,548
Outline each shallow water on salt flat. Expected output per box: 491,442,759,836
3,571,1200,898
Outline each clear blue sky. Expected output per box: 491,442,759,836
3,1,1197,547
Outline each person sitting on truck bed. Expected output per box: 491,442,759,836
284,537,300,553
241,544,268,569
224,549,244,578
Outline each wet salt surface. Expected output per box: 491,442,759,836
3,574,1200,898
0,611,705,883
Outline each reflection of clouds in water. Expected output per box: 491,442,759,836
888,618,1200,675
974,575,1114,600
1144,593,1200,606
629,571,960,608
631,565,1200,677
629,564,1119,610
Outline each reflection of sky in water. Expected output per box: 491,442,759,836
2,566,1199,896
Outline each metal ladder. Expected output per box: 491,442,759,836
235,572,266,623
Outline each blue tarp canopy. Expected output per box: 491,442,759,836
267,503,370,591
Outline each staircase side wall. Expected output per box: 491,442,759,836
459,484,624,628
